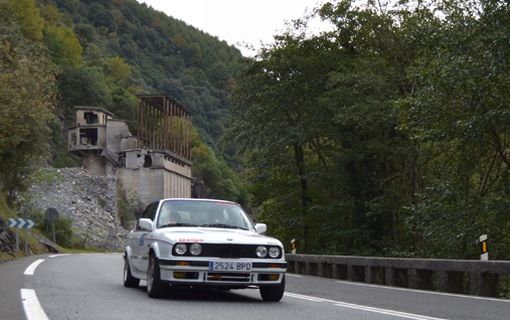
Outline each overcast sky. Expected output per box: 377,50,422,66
138,0,328,56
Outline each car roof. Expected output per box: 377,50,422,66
159,198,238,205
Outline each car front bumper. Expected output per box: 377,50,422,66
158,259,287,287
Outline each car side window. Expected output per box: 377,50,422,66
135,202,158,230
148,202,159,221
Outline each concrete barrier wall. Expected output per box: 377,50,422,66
285,254,510,297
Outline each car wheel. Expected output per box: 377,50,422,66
147,253,166,298
260,275,285,302
123,255,140,288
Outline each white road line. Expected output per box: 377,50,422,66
284,292,447,320
21,289,49,320
335,280,510,303
49,254,71,258
285,292,327,302
24,259,45,276
333,302,447,320
286,273,303,278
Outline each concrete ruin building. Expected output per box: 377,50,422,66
68,94,193,205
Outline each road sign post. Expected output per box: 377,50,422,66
45,208,59,243
16,228,19,255
8,218,35,256
290,238,296,254
480,234,488,261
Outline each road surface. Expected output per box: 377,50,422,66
1,253,509,319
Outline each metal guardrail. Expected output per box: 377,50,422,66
285,254,510,297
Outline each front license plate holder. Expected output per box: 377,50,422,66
209,261,252,272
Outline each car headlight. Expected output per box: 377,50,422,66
256,246,267,258
268,247,280,258
174,243,187,255
189,243,202,256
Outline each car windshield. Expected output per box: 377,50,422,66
156,200,253,231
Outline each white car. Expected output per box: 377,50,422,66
123,198,287,301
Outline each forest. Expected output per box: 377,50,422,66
229,0,510,259
0,0,247,211
1,0,509,259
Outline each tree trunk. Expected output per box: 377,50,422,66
293,143,311,253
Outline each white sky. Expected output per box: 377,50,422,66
138,0,329,56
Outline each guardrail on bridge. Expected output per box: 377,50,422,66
285,254,510,297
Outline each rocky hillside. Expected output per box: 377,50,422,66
25,168,127,251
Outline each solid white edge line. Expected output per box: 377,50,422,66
333,301,447,320
286,273,303,278
24,259,45,276
21,289,49,320
284,293,326,302
333,303,443,320
285,292,447,320
335,280,510,303
49,254,70,258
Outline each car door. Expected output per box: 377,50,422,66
131,202,158,272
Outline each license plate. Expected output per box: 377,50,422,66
209,261,252,272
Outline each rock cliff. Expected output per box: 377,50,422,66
26,167,127,250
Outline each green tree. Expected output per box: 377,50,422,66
6,0,44,41
44,25,83,68
0,17,57,205
104,56,132,85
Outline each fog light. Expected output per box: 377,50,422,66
176,261,190,266
268,274,279,281
173,272,186,279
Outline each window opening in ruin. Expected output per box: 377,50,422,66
79,128,98,146
84,112,99,124
143,155,152,167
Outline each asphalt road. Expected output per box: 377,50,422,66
1,253,510,320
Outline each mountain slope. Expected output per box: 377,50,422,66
48,0,247,146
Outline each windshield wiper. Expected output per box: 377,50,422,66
200,223,248,230
158,222,199,228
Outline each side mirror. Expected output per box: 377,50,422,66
138,218,153,232
254,223,267,234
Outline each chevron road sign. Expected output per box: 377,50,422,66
8,218,35,229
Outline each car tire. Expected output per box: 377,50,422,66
123,256,140,288
260,275,285,302
147,253,166,298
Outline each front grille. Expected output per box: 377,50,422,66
171,243,283,259
207,272,250,282
202,244,257,258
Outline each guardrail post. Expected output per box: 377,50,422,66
408,269,418,289
287,259,295,273
304,262,311,275
385,267,394,286
317,262,324,277
365,266,372,283
331,264,338,279
436,271,448,292
470,272,481,295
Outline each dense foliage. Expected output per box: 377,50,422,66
230,0,510,259
46,0,246,146
0,0,57,205
0,0,248,207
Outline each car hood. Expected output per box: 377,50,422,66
156,227,283,247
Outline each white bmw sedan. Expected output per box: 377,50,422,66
124,198,287,301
